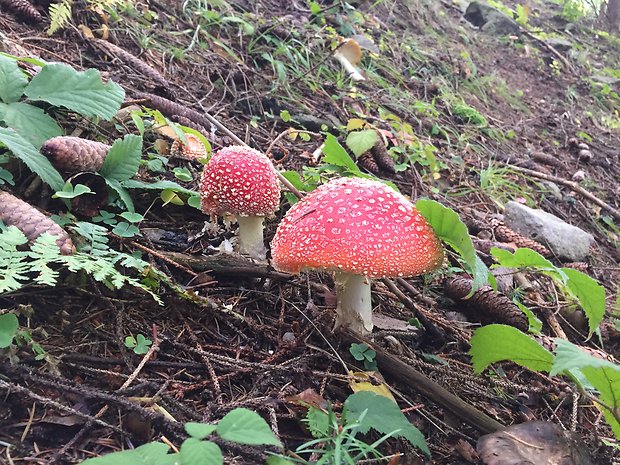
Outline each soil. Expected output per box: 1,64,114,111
0,0,619,464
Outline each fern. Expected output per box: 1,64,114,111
0,225,162,303
48,0,73,35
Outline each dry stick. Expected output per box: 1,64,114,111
520,28,574,73
340,331,505,434
506,164,620,221
135,92,304,199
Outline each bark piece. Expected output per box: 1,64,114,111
0,190,74,254
445,276,529,332
41,136,111,173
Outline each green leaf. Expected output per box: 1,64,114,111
281,170,314,192
185,422,217,439
99,134,142,182
0,127,64,190
322,134,360,173
0,102,62,148
180,438,223,465
0,313,18,348
266,456,295,465
305,407,330,439
172,166,193,181
416,199,488,291
346,130,378,158
0,55,27,103
124,335,137,348
188,195,202,210
216,408,281,446
24,63,124,120
104,177,135,213
343,391,430,456
119,212,144,223
79,441,178,465
53,183,93,199
160,189,184,206
112,222,140,238
469,324,554,374
562,267,605,335
514,300,543,334
122,179,198,196
491,248,559,275
551,339,620,438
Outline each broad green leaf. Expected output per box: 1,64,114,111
551,339,620,438
0,313,18,348
105,177,135,213
416,199,488,291
185,422,217,439
188,195,202,210
180,438,222,465
24,63,124,120
266,456,295,465
99,135,142,182
343,391,429,456
305,407,330,438
281,170,314,192
79,442,178,465
322,134,360,173
0,127,64,190
172,166,193,181
53,183,92,199
216,408,281,446
562,267,605,334
160,189,184,206
119,212,144,223
469,324,554,374
0,102,62,148
0,55,27,103
491,248,559,275
515,300,543,334
346,130,378,158
112,222,140,238
122,179,198,196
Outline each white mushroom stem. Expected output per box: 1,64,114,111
236,215,267,261
333,52,365,81
333,271,373,336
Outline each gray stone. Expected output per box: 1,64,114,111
504,201,594,261
545,37,573,51
464,2,520,36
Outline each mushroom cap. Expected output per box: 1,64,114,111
200,145,280,217
271,177,443,278
336,38,362,65
171,134,208,160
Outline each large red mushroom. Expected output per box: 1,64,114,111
271,177,443,335
200,145,280,260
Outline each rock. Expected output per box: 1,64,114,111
504,201,594,261
545,37,573,51
572,170,586,182
463,2,520,36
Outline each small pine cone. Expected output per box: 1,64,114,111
357,151,379,174
445,276,529,332
530,151,563,168
41,136,111,173
562,262,589,272
490,219,551,257
0,190,74,254
370,137,395,173
0,0,43,23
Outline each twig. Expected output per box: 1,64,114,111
505,164,620,221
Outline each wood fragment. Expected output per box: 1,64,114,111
341,330,506,434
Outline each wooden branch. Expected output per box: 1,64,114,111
159,251,293,280
341,330,505,434
506,164,620,221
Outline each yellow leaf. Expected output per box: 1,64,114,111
78,24,95,40
346,118,367,131
348,371,396,402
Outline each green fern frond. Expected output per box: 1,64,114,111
28,233,62,286
48,0,74,36
0,227,32,293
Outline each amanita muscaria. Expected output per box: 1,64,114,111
271,177,444,336
200,145,280,260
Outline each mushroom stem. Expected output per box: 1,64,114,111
236,215,267,260
333,52,365,81
333,271,373,336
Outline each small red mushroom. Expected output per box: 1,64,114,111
271,177,443,335
200,145,280,260
170,134,208,160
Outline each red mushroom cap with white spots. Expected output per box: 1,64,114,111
271,177,443,278
200,145,280,216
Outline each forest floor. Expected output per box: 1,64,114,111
0,0,619,464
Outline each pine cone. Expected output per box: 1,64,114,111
357,151,379,174
0,0,42,23
41,136,111,173
0,190,74,254
490,219,551,257
445,276,529,332
370,137,395,173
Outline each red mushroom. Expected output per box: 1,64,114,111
200,145,280,260
271,177,443,335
